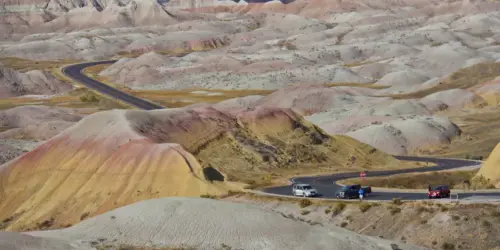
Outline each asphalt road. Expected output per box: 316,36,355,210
63,60,164,110
263,156,500,201
64,61,500,201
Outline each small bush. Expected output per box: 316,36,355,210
324,208,331,214
79,92,99,103
333,202,346,215
417,205,433,214
299,199,312,208
440,206,449,212
200,194,217,199
432,241,437,245
482,220,492,227
301,210,310,215
451,215,460,221
80,212,90,221
392,198,403,206
359,203,372,213
340,222,348,228
490,210,500,218
441,242,455,250
390,206,401,215
420,219,427,224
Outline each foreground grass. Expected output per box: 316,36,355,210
337,169,498,189
227,193,500,250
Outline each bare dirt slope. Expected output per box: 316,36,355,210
15,197,426,250
227,194,500,250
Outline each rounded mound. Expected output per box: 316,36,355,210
29,197,426,250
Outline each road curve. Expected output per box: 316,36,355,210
263,156,500,201
64,61,500,201
63,60,164,110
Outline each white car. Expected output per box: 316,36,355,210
292,184,318,197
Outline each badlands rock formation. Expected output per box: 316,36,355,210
475,142,500,187
0,106,82,140
0,106,398,230
0,67,72,98
0,106,82,164
1,197,427,250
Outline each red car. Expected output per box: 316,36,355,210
428,185,450,199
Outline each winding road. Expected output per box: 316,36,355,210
63,61,163,110
63,61,500,201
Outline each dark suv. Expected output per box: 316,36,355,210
335,184,372,199
428,185,450,199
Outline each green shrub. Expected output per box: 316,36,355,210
324,208,331,214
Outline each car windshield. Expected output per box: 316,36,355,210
302,185,313,190
342,186,349,191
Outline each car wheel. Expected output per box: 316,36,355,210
303,193,306,197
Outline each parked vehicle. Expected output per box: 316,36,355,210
428,185,450,199
336,184,371,199
292,184,318,197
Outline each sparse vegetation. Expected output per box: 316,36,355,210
0,57,79,73
200,194,217,199
333,202,346,215
80,212,90,221
301,210,310,215
389,206,401,215
441,242,456,250
358,202,372,213
392,198,403,206
340,221,348,228
79,92,99,102
299,199,312,208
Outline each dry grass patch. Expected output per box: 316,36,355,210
339,169,480,189
0,88,128,112
131,88,274,108
82,63,273,108
0,57,80,73
343,60,374,68
419,107,500,159
389,62,500,99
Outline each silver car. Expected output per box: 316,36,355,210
292,184,318,197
